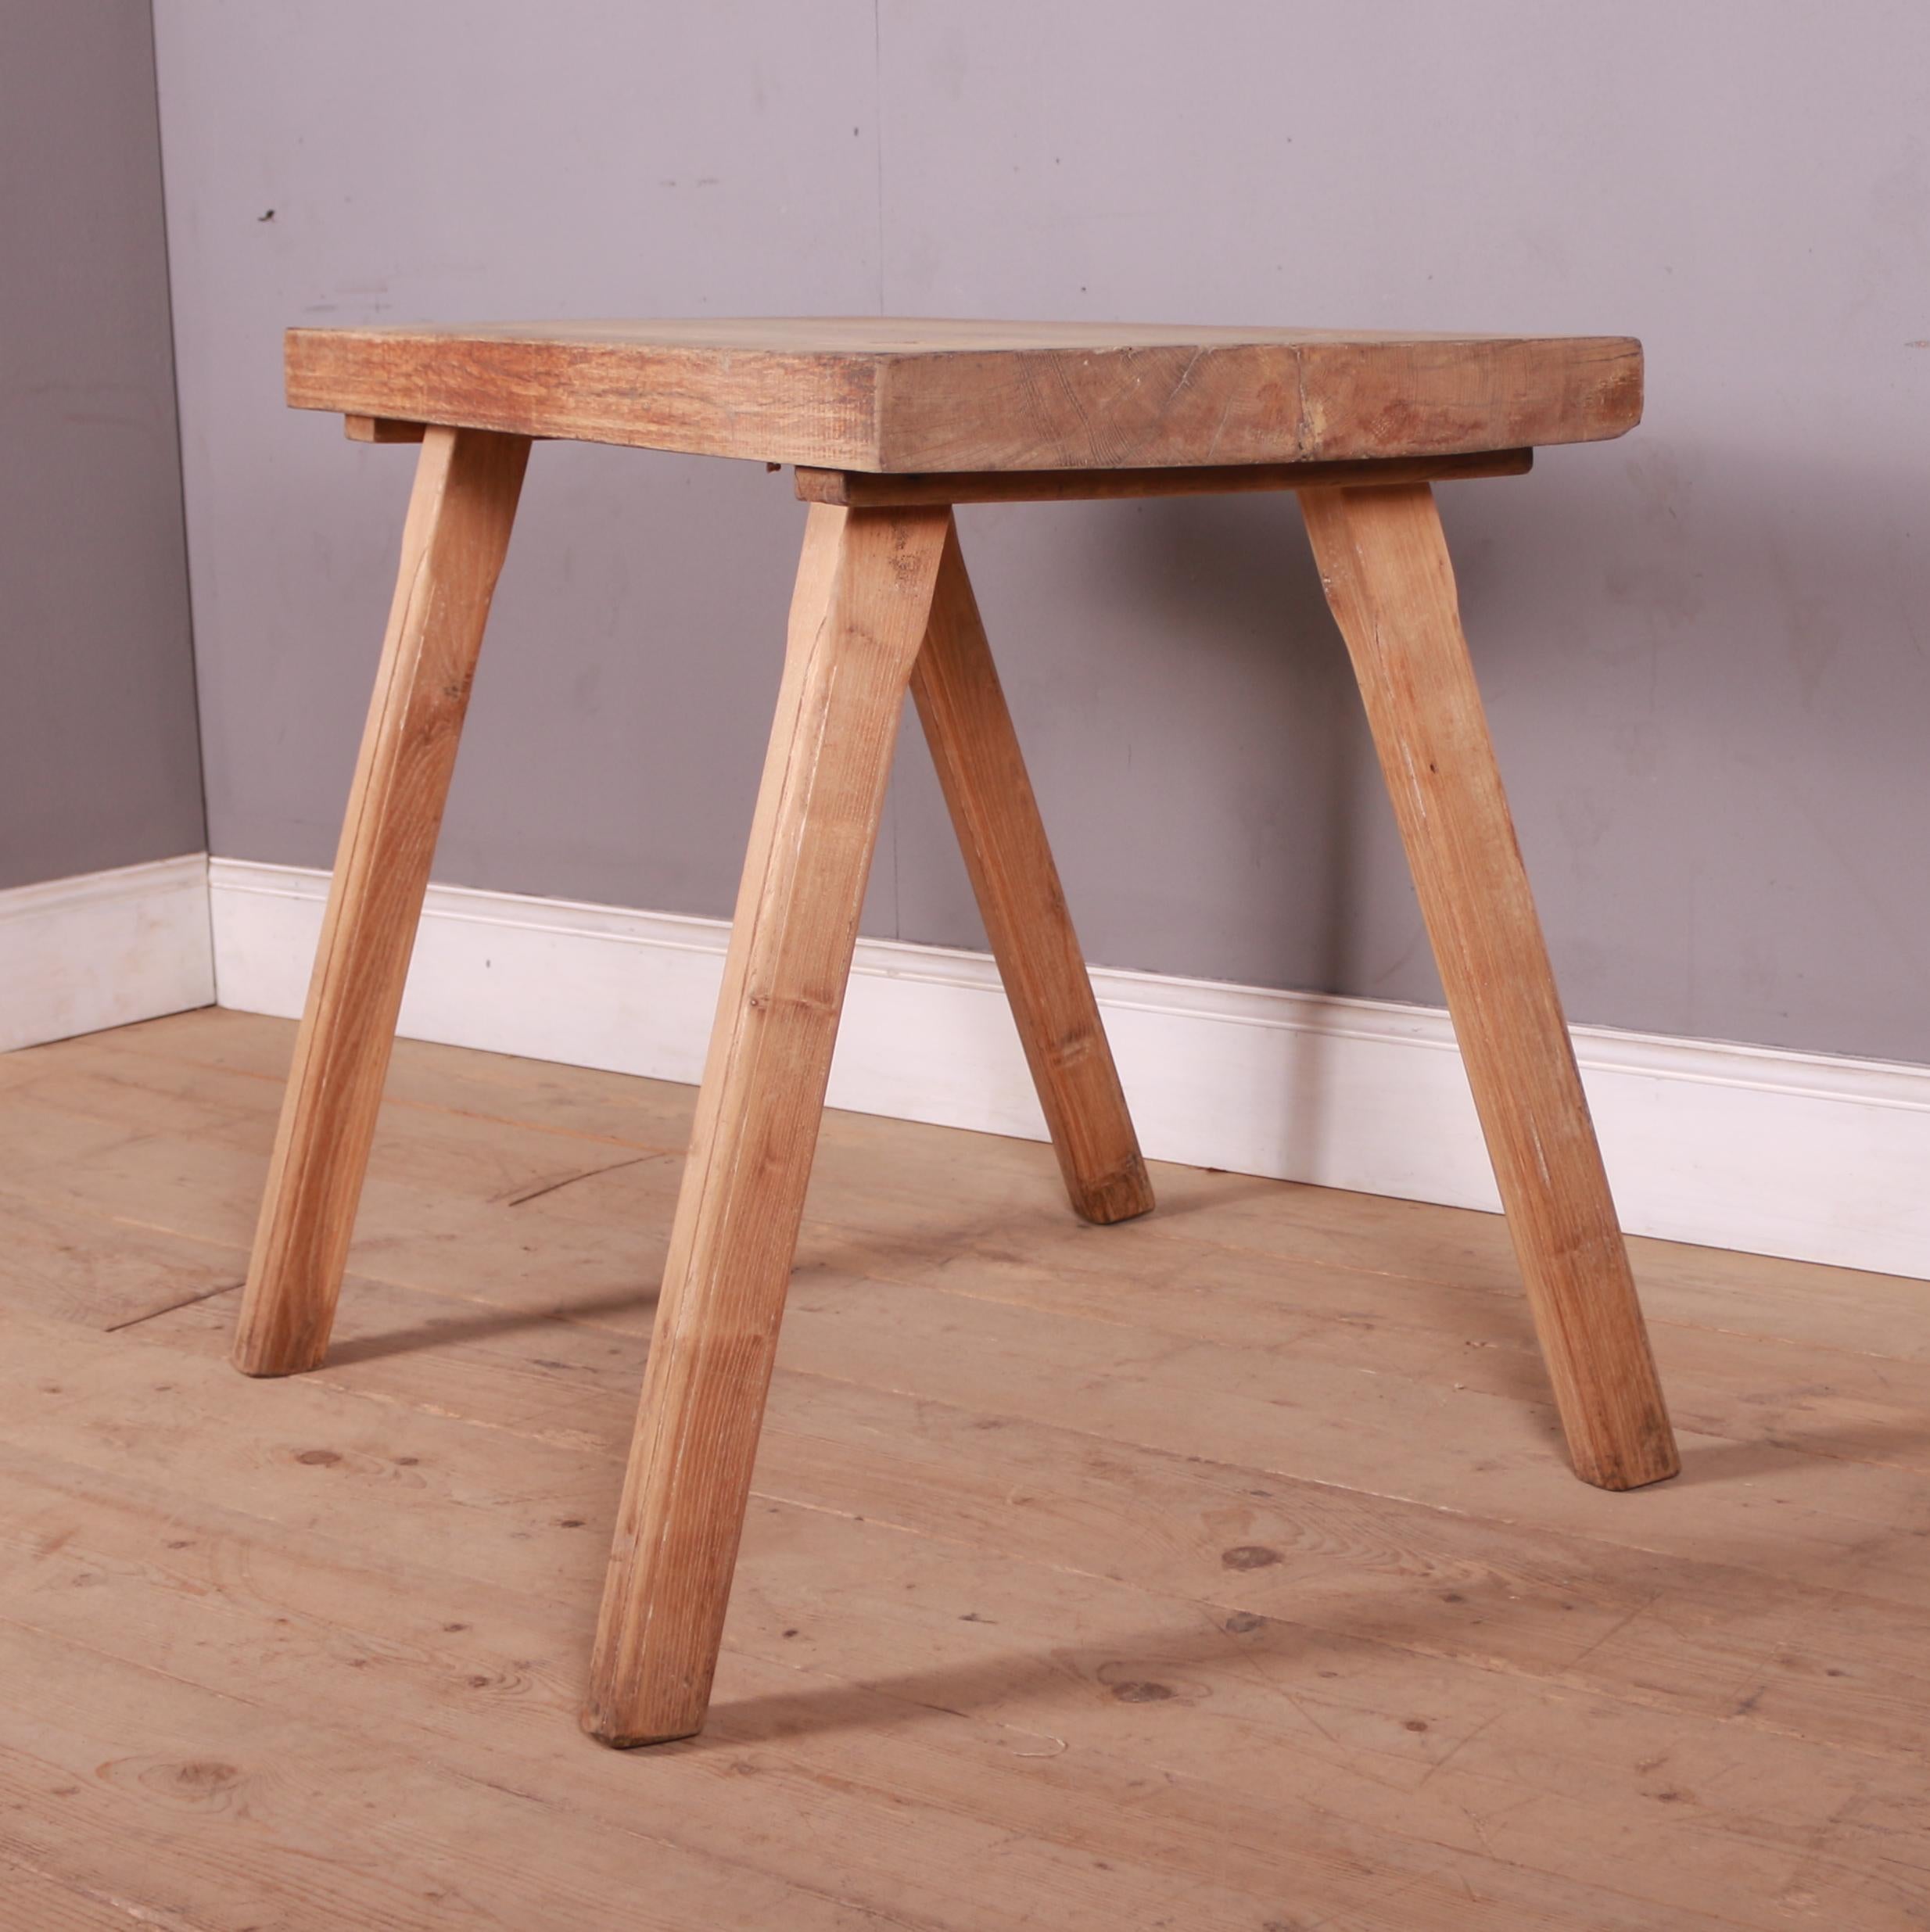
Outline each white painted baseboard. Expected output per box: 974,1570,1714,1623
205,856,1930,1282
1,855,216,1053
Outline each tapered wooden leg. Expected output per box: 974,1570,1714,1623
584,503,949,1747
231,427,530,1377
911,517,1153,1224
1298,482,1678,1491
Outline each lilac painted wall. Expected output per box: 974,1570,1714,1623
154,2,1930,1060
1,0,201,889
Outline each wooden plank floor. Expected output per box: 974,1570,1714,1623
2,1009,1927,1930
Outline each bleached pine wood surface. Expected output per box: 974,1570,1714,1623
1,1008,1925,1930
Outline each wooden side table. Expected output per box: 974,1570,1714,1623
233,320,1679,1748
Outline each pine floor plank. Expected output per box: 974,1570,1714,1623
121,1269,1930,1772
23,1097,1922,1611
0,1183,242,1332
11,1054,1930,1498
9,1040,1930,1612
4,1314,1905,1932
0,1852,173,1932
23,1022,1930,1400
0,1618,912,1932
1,1009,1926,1929
88,1009,1930,1366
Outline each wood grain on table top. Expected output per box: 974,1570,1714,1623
288,317,1642,472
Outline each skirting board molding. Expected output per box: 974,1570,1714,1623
205,855,1930,1282
1,855,216,1054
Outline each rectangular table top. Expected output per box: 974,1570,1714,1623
285,318,1641,474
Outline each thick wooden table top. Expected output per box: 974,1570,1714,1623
285,318,1641,474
